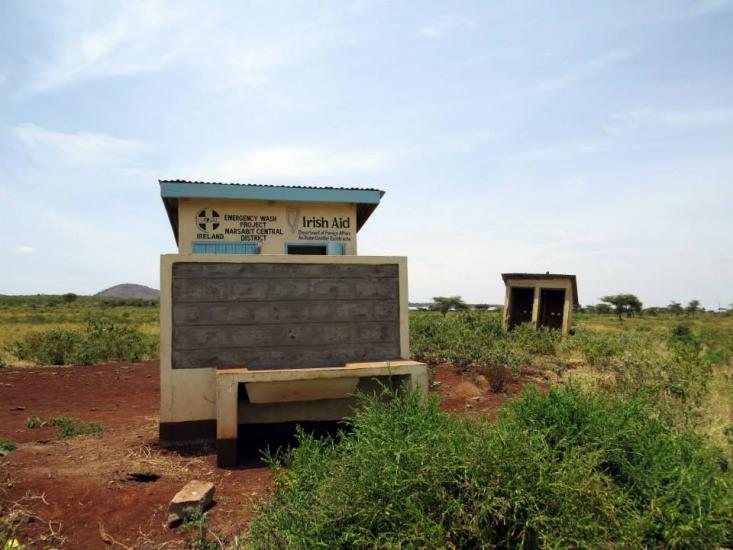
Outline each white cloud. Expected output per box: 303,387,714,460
419,16,476,39
534,50,633,94
12,246,36,256
14,123,147,166
686,0,733,16
183,147,388,180
29,0,193,93
605,108,733,133
510,142,597,162
25,1,344,95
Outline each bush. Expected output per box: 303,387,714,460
11,328,83,365
565,329,628,367
72,317,157,365
9,317,157,366
245,387,733,548
409,311,557,370
478,364,513,393
602,326,713,420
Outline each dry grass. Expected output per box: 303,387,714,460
0,490,67,548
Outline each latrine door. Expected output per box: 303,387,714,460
508,287,534,328
539,289,565,330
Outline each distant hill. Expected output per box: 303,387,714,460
96,284,160,300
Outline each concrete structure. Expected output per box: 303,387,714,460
501,273,578,335
159,180,427,466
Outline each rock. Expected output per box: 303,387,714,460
167,480,215,527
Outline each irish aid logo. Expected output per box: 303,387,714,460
196,208,221,232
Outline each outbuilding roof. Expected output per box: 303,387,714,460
160,180,385,244
501,273,579,304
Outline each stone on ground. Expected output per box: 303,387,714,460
167,480,215,527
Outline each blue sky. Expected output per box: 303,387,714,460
1,0,731,308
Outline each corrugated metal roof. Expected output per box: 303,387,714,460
159,179,385,194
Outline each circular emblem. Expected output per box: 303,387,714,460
196,208,220,232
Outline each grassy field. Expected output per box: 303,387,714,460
245,311,733,547
2,297,732,546
411,310,733,452
0,295,159,366
2,297,730,452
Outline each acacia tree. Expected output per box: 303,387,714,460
668,301,683,316
600,294,643,320
594,303,613,315
686,299,701,317
432,296,467,316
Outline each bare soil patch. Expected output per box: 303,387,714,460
0,361,270,548
433,363,546,417
0,361,542,548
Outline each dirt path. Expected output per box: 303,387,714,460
0,361,270,548
0,361,543,548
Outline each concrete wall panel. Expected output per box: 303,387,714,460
172,276,398,302
171,261,401,370
173,299,398,325
172,342,401,370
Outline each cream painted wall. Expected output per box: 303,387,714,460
177,198,358,254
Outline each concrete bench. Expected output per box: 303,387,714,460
216,360,428,466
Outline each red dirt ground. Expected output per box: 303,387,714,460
0,361,546,548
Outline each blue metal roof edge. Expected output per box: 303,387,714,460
160,182,383,204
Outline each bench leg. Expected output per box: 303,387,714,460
409,367,429,399
216,377,239,467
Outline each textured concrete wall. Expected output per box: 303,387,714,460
160,255,410,428
171,262,401,370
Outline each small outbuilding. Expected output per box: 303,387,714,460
158,180,427,467
501,273,578,335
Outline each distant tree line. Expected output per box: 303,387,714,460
580,297,720,317
427,295,730,318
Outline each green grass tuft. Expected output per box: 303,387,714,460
0,437,17,456
44,416,103,438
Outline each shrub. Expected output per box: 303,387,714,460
71,317,157,365
409,311,556,370
9,317,157,366
245,387,733,548
12,328,83,365
510,323,560,355
478,364,513,393
0,437,17,456
507,386,732,545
